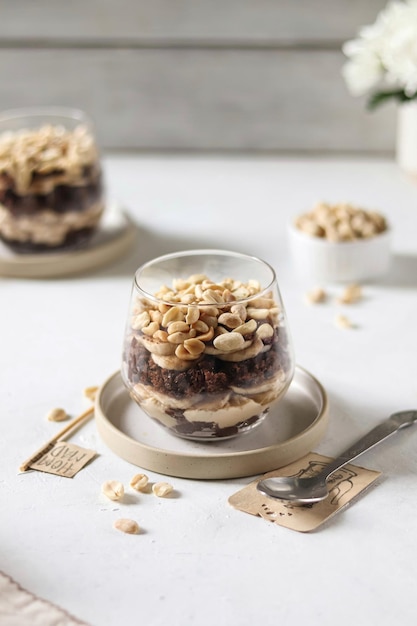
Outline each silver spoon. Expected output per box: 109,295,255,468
257,410,417,505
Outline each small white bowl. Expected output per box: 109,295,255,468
288,221,391,284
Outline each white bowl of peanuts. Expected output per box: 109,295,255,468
121,249,295,441
288,202,391,283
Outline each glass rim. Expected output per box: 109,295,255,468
133,248,277,307
0,106,92,126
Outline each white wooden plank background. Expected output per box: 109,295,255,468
0,0,387,43
0,1,395,152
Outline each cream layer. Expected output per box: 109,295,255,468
0,201,104,244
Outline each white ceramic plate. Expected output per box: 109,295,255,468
0,203,136,278
95,366,329,479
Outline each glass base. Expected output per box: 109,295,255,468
147,409,270,442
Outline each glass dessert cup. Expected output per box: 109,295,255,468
121,249,295,441
0,106,105,253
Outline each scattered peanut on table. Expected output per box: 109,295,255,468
152,482,174,497
46,407,69,422
101,480,125,501
130,474,149,492
336,284,362,304
334,314,354,329
113,519,140,535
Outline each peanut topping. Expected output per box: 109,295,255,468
133,274,281,364
0,124,99,195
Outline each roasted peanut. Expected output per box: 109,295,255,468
335,314,354,329
218,312,243,329
131,311,150,330
46,407,68,422
141,321,160,336
185,307,200,325
152,482,173,497
213,331,245,352
183,338,205,355
153,330,169,342
246,307,271,320
202,289,224,304
102,480,124,501
305,287,327,304
230,304,247,321
162,306,184,326
167,321,190,334
130,473,149,491
167,330,194,344
192,320,209,333
256,323,274,339
337,284,362,304
113,518,140,534
234,319,257,335
83,386,99,401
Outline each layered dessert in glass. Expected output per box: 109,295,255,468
122,250,295,440
0,107,104,253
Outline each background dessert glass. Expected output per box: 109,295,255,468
0,106,105,253
122,249,295,441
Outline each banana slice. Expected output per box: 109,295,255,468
138,334,176,356
151,353,193,371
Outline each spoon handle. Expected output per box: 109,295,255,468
316,410,417,482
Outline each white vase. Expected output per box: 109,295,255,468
396,100,417,175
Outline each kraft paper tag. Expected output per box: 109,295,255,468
229,452,382,532
29,442,96,478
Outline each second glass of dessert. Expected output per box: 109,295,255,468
122,249,295,440
0,107,105,253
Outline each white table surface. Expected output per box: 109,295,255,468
2,155,417,626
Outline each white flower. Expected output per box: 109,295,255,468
342,47,384,96
342,0,417,101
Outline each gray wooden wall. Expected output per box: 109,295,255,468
0,1,395,153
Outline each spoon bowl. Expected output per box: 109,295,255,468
257,410,417,505
257,475,329,504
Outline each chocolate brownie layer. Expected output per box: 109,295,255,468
0,170,103,217
127,328,289,398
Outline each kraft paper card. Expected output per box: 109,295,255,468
29,442,96,478
229,452,382,532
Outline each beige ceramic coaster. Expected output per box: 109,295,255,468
95,367,329,480
229,452,381,532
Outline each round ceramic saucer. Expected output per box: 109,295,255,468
0,202,136,278
95,366,329,480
